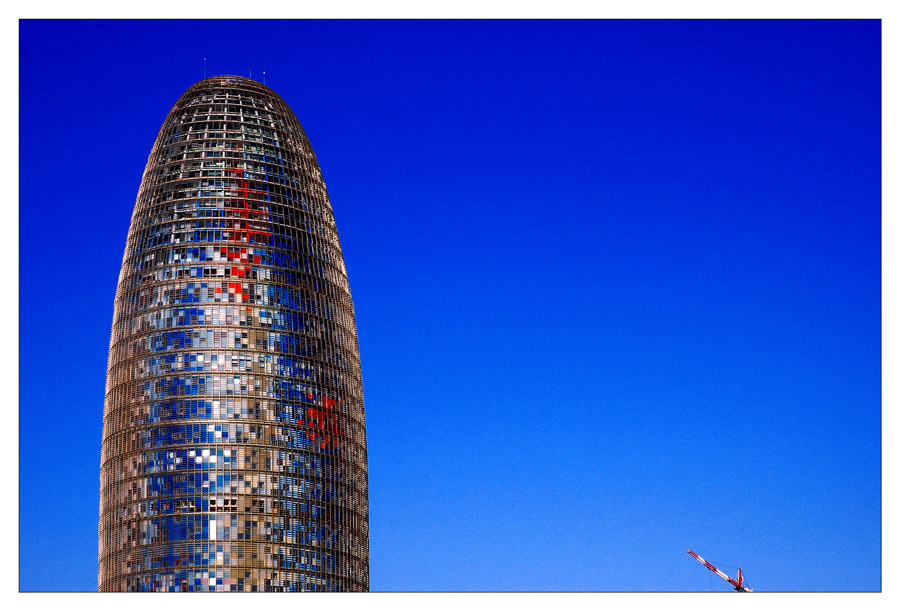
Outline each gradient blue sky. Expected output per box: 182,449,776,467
19,19,880,592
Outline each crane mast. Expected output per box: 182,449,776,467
687,549,753,592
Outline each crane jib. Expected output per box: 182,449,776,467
686,549,752,592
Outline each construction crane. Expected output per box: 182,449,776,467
687,549,753,592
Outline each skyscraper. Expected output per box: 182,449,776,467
99,76,368,592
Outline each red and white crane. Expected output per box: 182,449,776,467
687,549,753,592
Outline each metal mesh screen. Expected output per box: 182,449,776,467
99,76,368,592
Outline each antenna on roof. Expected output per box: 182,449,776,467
203,58,207,78
249,66,252,80
263,71,266,85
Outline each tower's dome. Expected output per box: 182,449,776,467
99,76,368,592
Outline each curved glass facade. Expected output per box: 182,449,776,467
99,76,368,592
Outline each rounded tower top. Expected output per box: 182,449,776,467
185,74,279,92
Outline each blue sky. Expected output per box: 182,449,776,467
19,19,880,592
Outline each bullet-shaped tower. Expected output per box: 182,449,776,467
99,76,368,592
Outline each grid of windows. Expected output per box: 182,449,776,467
99,76,368,592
